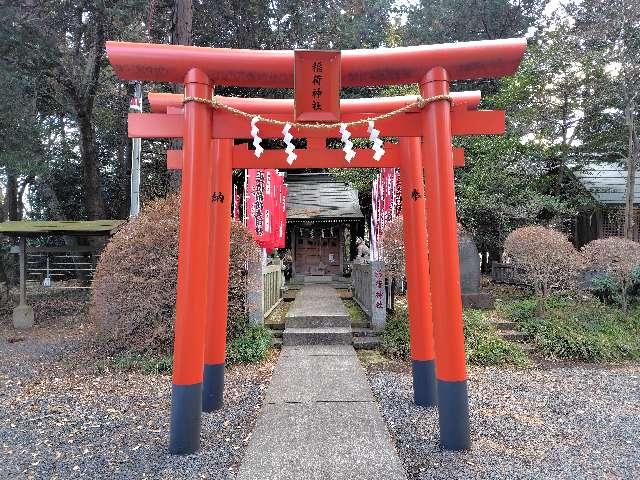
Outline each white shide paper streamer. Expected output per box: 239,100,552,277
251,116,264,158
339,123,356,163
283,122,297,165
368,120,385,161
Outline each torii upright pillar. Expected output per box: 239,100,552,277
399,137,437,407
421,67,470,450
169,68,213,454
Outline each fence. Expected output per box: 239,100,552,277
351,260,386,330
263,263,283,318
491,261,525,284
11,245,101,289
352,263,372,318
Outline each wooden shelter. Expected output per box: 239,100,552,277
0,220,125,329
285,173,364,279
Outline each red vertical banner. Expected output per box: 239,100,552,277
246,169,266,244
371,178,379,244
394,167,403,217
383,167,394,227
279,181,288,248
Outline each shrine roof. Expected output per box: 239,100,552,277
574,163,640,205
0,220,126,237
286,173,363,222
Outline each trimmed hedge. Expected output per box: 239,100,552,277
91,195,260,356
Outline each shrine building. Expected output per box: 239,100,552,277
285,172,364,280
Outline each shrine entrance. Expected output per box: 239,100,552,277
107,37,526,455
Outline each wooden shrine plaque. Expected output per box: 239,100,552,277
294,50,341,122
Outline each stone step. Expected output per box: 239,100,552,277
283,290,298,301
500,329,530,342
351,327,377,337
282,327,352,346
352,336,380,349
285,314,351,329
493,321,518,330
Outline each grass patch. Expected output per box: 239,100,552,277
357,349,389,367
464,309,529,366
265,300,290,327
343,298,366,324
226,324,273,365
94,325,273,374
379,308,410,360
500,296,640,362
379,306,526,366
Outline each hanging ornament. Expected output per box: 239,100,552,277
339,123,356,163
368,120,385,161
283,122,297,165
251,116,264,158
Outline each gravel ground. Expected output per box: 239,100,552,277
0,291,277,480
367,362,640,480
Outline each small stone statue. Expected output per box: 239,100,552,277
354,237,370,264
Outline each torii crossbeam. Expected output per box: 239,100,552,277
107,37,526,455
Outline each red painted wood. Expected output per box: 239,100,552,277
129,109,504,139
294,50,341,122
106,38,526,86
166,144,464,170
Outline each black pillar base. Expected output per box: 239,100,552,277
169,383,202,454
436,379,471,451
411,359,437,407
202,363,224,412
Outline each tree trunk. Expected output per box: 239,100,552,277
76,107,106,219
623,100,638,240
6,173,19,221
168,0,193,192
120,135,133,218
536,285,546,317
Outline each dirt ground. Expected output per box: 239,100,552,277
0,289,276,480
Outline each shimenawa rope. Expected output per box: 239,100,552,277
181,94,453,129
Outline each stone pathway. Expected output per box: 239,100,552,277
236,286,406,480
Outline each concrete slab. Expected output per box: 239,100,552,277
236,402,406,480
266,353,374,403
285,313,351,328
280,345,356,357
282,326,352,346
238,285,406,480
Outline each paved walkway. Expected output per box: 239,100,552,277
237,286,406,480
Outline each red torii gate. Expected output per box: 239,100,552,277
106,38,526,455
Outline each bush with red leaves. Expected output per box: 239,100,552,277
503,226,581,315
381,217,405,280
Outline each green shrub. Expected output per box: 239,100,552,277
226,325,273,365
464,310,529,366
380,308,410,360
590,267,640,308
379,306,528,366
500,297,640,362
583,237,640,311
